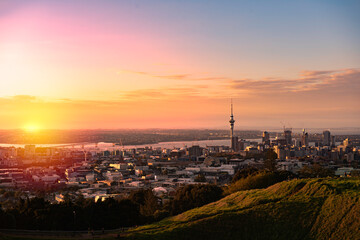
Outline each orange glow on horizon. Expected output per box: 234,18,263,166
23,124,41,132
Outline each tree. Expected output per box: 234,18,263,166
298,164,334,178
129,189,149,206
194,173,207,182
129,189,160,220
170,184,223,215
140,190,160,218
351,170,360,177
231,167,259,183
264,148,278,172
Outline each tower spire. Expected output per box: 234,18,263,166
229,99,235,138
229,99,236,151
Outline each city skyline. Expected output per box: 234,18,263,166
1,0,359,130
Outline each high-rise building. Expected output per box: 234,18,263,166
284,129,292,146
232,136,239,152
323,130,331,146
238,139,245,151
262,131,270,145
229,100,236,151
301,129,309,147
331,135,336,147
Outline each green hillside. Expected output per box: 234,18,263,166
124,178,360,240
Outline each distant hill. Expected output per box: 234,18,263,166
0,129,261,145
124,178,360,240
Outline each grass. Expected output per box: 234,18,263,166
124,178,360,240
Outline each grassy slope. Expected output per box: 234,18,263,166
125,178,360,240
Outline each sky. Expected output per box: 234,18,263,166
0,0,359,130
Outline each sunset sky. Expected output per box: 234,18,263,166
0,0,359,130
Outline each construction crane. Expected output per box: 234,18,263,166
280,121,286,131
280,121,293,131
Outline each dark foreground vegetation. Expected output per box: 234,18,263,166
0,165,336,232
1,165,353,240
1,176,360,239
0,184,223,231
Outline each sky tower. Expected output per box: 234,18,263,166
229,100,235,138
229,99,237,151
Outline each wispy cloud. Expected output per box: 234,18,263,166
118,87,211,100
121,68,359,94
228,68,360,93
11,95,38,101
299,70,336,77
3,69,358,106
117,68,360,100
119,69,230,81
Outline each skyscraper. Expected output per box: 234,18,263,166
229,100,237,151
331,135,336,147
262,131,270,145
323,130,331,146
284,129,292,146
301,129,309,147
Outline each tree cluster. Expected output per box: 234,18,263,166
0,196,140,230
168,184,223,215
298,164,335,178
226,170,296,195
0,184,223,231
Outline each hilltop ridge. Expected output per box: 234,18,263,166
124,178,360,240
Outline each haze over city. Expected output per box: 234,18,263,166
1,0,359,130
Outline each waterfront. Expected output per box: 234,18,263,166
0,139,232,150
0,137,345,150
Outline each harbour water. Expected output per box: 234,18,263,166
0,139,233,150
0,138,341,150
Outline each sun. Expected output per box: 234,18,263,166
24,124,41,133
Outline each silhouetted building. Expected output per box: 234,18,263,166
238,139,245,151
232,136,239,151
262,131,270,145
301,129,309,147
331,135,336,147
272,138,287,146
284,129,292,146
323,130,331,146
